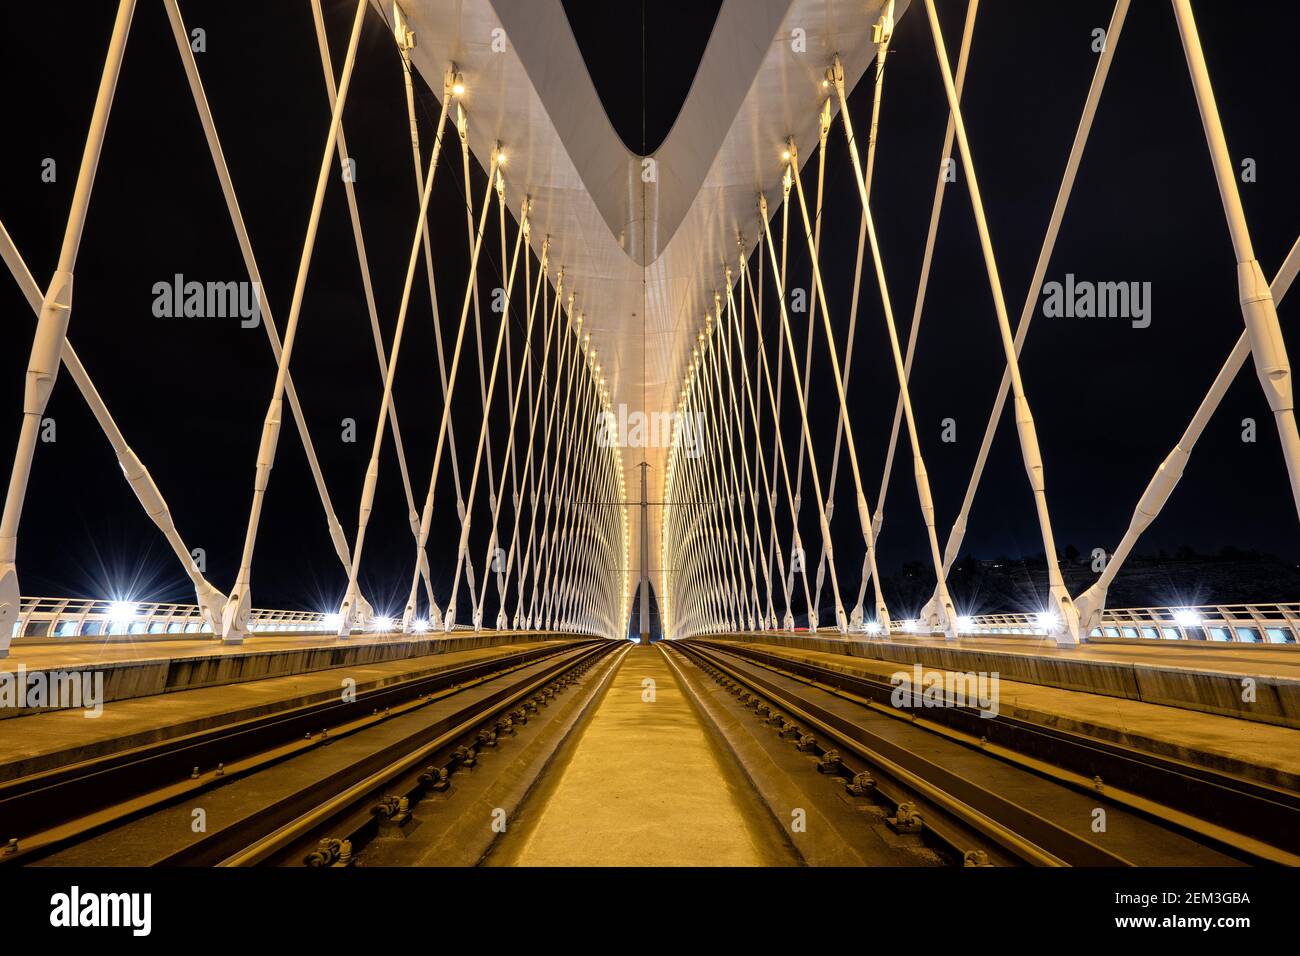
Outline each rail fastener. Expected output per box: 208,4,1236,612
816,749,843,772
888,802,925,835
844,771,876,796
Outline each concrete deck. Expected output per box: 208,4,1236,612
722,632,1300,728
0,630,569,716
489,643,795,866
884,632,1300,678
0,640,574,782
718,638,1300,791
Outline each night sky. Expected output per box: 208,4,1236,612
0,1,1296,619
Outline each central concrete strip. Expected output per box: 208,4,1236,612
491,643,795,866
0,641,574,782
720,641,1300,791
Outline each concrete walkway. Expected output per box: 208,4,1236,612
0,641,569,781
4,630,549,670
732,641,1300,791
874,632,1300,679
491,643,794,866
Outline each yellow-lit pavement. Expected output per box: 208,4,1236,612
490,643,795,866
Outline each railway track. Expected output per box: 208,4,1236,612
6,634,1293,868
672,640,1300,867
2,639,616,866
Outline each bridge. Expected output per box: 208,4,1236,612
0,0,1297,880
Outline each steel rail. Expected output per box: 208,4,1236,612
0,640,602,863
678,640,1281,866
212,641,620,866
691,637,1300,858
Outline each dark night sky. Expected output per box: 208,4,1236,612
0,1,1296,617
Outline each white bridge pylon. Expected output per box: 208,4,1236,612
0,0,1296,656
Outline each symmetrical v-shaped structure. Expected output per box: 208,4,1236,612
1,0,1296,656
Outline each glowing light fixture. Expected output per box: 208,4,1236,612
1173,609,1203,627
1035,610,1060,633
107,601,136,627
955,615,973,632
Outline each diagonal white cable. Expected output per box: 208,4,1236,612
739,245,796,627
393,55,466,628
0,216,225,633
544,327,596,629
476,236,549,627
559,354,610,631
745,217,820,630
444,183,528,629
725,259,782,627
925,2,1126,632
833,0,976,625
456,122,503,621
404,150,503,630
709,289,769,628
505,261,550,628
335,87,459,637
787,104,832,618
789,136,899,633
164,0,362,624
527,293,578,628
919,0,1080,642
553,331,609,630
800,96,955,635
1171,0,1300,519
534,299,583,628
400,55,473,629
515,277,567,627
0,0,136,652
759,193,847,633
688,329,744,630
767,192,796,614
1076,235,1300,630
220,0,368,643
310,0,436,616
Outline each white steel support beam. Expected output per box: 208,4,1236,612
1171,0,1300,520
920,0,1079,644
222,0,368,644
404,149,502,632
0,0,136,655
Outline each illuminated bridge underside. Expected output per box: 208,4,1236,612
0,0,1297,655
400,0,897,588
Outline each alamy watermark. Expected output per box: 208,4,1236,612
49,886,151,936
890,663,999,718
0,666,104,717
597,404,707,458
152,274,262,328
1041,274,1151,328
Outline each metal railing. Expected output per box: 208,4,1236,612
17,596,1298,645
950,603,1300,645
9,597,466,640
